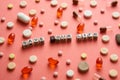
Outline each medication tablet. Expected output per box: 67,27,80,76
39,22,44,27
17,12,30,24
83,10,92,19
7,3,13,9
53,71,58,77
29,9,37,16
66,59,71,65
115,34,120,45
109,69,118,78
54,20,59,25
23,29,32,38
78,61,89,72
60,21,68,28
48,29,52,34
75,78,80,80
60,3,68,9
0,52,4,57
41,76,46,80
7,22,14,29
9,53,15,60
66,69,74,78
112,12,120,19
100,9,105,14
19,0,27,8
81,53,87,59
1,17,6,22
29,55,37,63
7,62,16,70
90,0,97,7
35,0,40,3
58,50,63,56
40,9,45,14
0,37,5,44
100,47,108,55
51,0,58,7
102,35,110,43
110,54,118,62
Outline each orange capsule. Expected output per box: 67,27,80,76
31,16,38,28
48,57,59,69
77,22,85,34
57,7,63,18
96,57,103,70
8,33,15,44
21,66,33,78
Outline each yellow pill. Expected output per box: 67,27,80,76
9,53,15,60
7,3,13,9
81,53,87,59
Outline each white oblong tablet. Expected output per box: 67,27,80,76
66,69,74,78
110,54,118,62
29,9,37,16
83,10,92,19
7,62,16,70
0,37,5,44
29,55,37,63
109,69,118,78
20,0,27,8
60,21,68,29
23,29,32,38
50,0,58,7
7,22,14,29
90,0,97,7
100,47,108,55
17,12,30,24
60,3,68,9
112,12,120,19
102,35,110,43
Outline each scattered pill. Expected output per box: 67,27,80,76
75,78,81,80
93,20,98,25
35,0,40,3
110,54,118,62
20,0,27,8
118,24,120,29
66,59,71,65
112,12,120,19
73,0,79,5
1,17,6,22
58,50,63,56
39,22,44,27
81,53,87,59
48,29,52,34
102,35,110,43
60,21,68,29
54,20,59,25
79,7,83,12
90,0,97,7
41,76,46,80
109,69,118,78
0,52,4,57
28,26,33,31
115,34,120,45
66,69,74,78
51,0,58,7
40,9,45,14
7,62,16,70
7,3,13,9
23,29,32,38
100,47,108,55
60,3,68,9
17,12,30,24
111,0,118,7
9,53,15,60
83,10,92,19
53,71,58,77
29,9,37,16
100,9,105,14
7,22,14,29
0,37,5,44
29,55,37,63
78,61,89,73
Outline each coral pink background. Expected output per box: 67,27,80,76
0,0,120,80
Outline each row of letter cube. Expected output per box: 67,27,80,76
50,34,72,43
76,33,98,41
22,37,45,48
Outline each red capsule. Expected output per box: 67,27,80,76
8,33,15,44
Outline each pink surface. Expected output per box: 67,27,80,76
0,0,120,80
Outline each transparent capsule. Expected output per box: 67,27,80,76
66,34,72,42
22,41,28,48
33,38,39,46
76,34,82,41
39,37,45,45
8,33,15,45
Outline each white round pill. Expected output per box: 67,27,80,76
83,10,92,19
29,9,37,16
78,62,89,72
110,54,118,62
1,17,6,22
7,22,14,29
109,69,118,78
20,0,27,8
58,50,63,56
9,53,15,60
0,52,4,57
81,53,87,59
60,3,68,9
0,37,5,44
90,0,97,7
7,62,16,70
100,47,108,55
112,12,120,19
41,76,46,80
66,59,71,65
102,35,110,43
53,71,58,77
29,55,37,63
66,69,74,78
60,21,68,28
23,29,32,38
50,0,58,7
